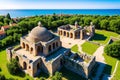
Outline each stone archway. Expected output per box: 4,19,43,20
56,42,58,47
30,47,33,54
15,56,19,61
60,31,62,35
53,43,55,49
23,62,27,70
58,30,61,35
37,46,43,53
70,33,73,38
22,42,25,49
26,44,29,51
67,32,69,37
64,31,66,36
48,45,52,52
37,63,40,70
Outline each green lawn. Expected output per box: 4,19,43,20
90,30,119,44
81,41,99,55
102,53,118,75
111,61,120,80
71,44,79,53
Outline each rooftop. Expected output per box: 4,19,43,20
0,30,5,35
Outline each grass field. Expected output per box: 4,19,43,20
111,61,120,80
90,30,119,44
71,44,79,53
81,41,99,55
102,53,118,75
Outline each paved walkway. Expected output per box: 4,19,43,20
60,36,85,48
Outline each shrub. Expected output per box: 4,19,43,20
0,74,6,80
104,40,120,57
51,72,62,80
0,67,1,72
7,59,21,75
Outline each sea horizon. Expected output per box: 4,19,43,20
0,9,120,18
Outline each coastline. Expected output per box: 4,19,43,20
0,9,120,18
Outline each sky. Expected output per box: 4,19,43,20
0,0,120,9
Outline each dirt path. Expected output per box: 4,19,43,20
92,46,106,80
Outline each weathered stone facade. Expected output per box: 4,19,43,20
58,22,95,40
6,22,96,79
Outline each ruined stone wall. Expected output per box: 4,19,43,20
64,57,87,78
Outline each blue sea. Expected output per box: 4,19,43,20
0,9,120,18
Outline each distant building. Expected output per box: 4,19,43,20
0,23,17,40
58,22,95,40
6,22,96,79
0,30,6,39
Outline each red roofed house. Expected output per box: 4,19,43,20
0,30,6,39
1,25,10,31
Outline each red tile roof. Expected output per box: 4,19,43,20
0,30,5,35
2,25,10,29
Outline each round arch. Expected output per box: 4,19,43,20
22,42,25,49
64,31,66,36
23,62,27,70
15,56,19,61
48,45,52,52
70,33,73,38
53,43,55,49
26,44,29,51
67,32,69,37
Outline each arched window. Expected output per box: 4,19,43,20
15,56,19,61
56,42,58,47
26,44,29,51
30,47,33,54
37,46,43,53
60,31,62,35
48,45,52,52
67,32,69,37
23,62,27,70
70,33,73,38
64,31,66,36
53,43,55,49
22,42,25,48
37,63,40,70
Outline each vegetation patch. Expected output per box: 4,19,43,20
81,41,99,55
0,50,33,80
103,53,117,75
71,44,79,53
90,30,119,44
111,61,120,80
104,40,120,58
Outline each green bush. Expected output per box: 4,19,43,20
51,72,62,80
104,40,120,57
0,67,1,72
7,59,21,75
0,74,6,80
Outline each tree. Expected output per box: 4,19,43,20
104,40,120,57
51,72,62,80
7,59,21,75
0,74,6,80
6,13,11,19
109,20,120,33
100,19,109,30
